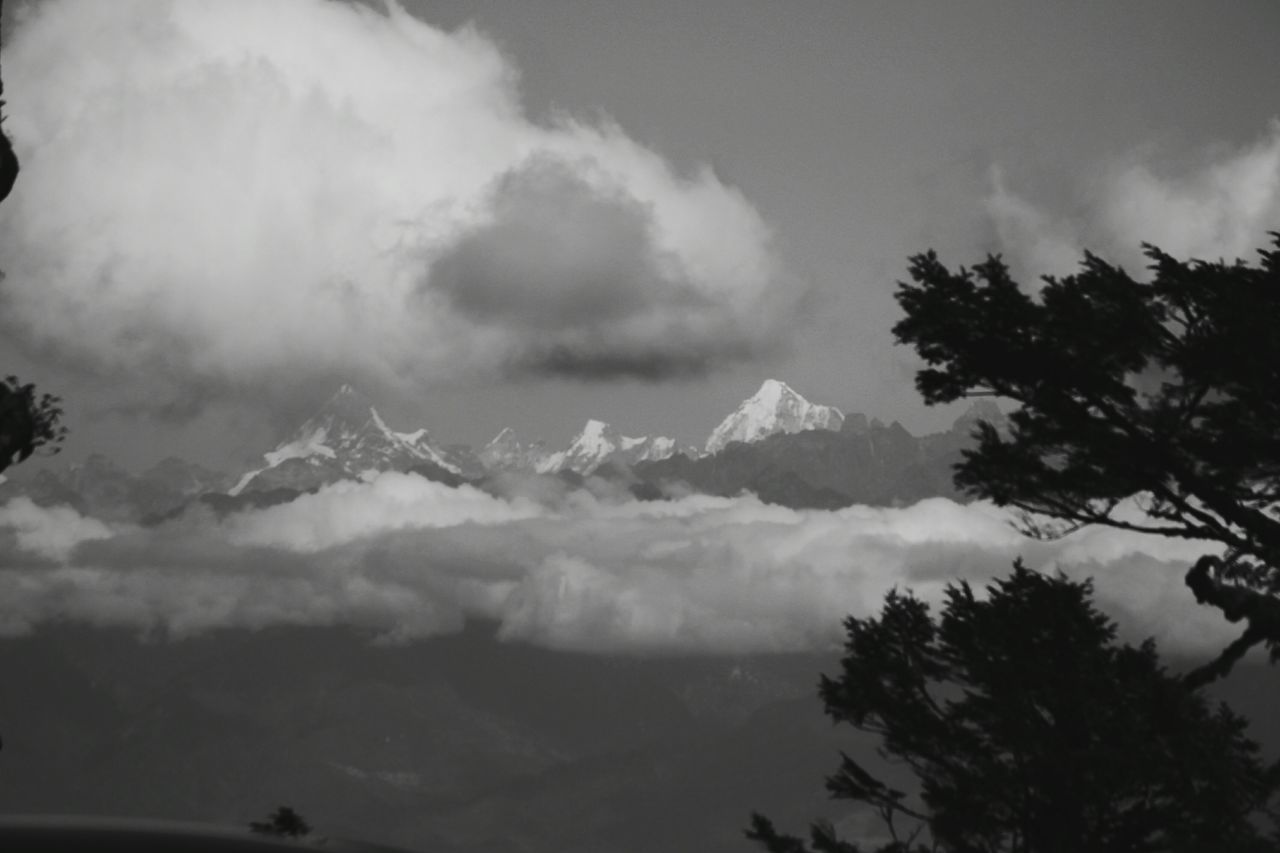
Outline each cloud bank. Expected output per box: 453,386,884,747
0,0,796,406
986,120,1280,279
0,472,1240,657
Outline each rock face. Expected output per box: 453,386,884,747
704,379,844,455
230,385,463,495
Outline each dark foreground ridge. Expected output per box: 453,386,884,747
0,815,419,853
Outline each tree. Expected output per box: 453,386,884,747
891,235,1280,685
0,0,18,203
249,805,311,839
0,375,66,474
748,562,1280,853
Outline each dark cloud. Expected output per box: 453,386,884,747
428,157,792,380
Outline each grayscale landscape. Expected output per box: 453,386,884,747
2,2,1279,851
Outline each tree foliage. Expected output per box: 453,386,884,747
892,236,1280,683
249,805,311,839
0,375,66,474
0,0,17,203
748,562,1280,853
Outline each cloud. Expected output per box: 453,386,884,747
0,497,116,561
0,473,1243,657
985,120,1280,279
0,0,796,408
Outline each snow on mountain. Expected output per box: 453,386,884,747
532,419,684,475
230,385,460,495
704,379,844,455
479,427,552,472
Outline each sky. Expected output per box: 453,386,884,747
2,0,1280,472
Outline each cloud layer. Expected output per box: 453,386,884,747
986,120,1280,280
0,472,1240,657
0,0,796,405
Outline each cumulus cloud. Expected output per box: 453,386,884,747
0,0,796,407
0,473,1243,657
985,120,1280,279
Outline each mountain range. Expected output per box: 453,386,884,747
0,380,1010,520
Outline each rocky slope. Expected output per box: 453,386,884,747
635,400,1010,509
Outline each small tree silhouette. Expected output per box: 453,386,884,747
0,375,66,473
249,805,311,839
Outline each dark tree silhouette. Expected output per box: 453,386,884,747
0,375,66,474
892,235,1280,685
0,0,17,203
748,562,1280,853
248,806,311,839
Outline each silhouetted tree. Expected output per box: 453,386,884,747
892,235,1280,685
0,375,66,474
748,562,1280,853
249,805,311,839
0,0,17,202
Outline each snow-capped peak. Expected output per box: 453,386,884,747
479,427,551,472
704,379,844,454
533,419,682,475
229,385,459,495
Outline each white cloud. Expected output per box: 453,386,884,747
985,120,1280,278
0,497,116,561
0,475,1242,656
225,471,543,551
0,0,797,406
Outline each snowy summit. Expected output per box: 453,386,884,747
704,379,844,455
535,419,682,475
229,385,460,495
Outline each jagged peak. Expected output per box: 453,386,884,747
705,379,844,454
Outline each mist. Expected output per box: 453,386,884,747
0,474,1239,657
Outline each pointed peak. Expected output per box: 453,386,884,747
312,383,376,421
704,379,843,454
753,378,798,400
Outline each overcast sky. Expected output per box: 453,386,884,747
3,0,1280,471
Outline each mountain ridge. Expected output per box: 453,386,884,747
1,380,1010,519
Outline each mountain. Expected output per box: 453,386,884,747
478,428,553,472
532,420,685,476
0,382,1013,519
0,454,230,523
230,385,466,495
636,401,1010,509
704,379,844,455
